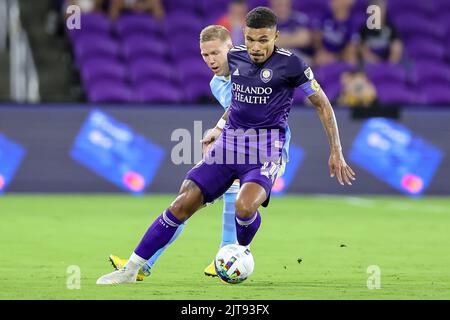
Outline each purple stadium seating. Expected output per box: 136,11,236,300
115,13,164,38
247,0,269,10
73,34,120,61
121,35,168,61
167,35,202,59
87,80,134,103
80,12,112,33
176,57,211,83
67,13,112,43
183,79,212,102
66,0,450,106
164,12,204,36
164,0,201,14
365,63,408,84
314,62,355,84
411,60,450,86
421,84,450,105
394,13,446,41
405,39,446,61
388,1,436,17
375,82,418,105
80,58,128,87
199,0,230,23
295,0,328,20
129,58,176,84
319,81,341,102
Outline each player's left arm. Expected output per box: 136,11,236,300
286,53,355,185
308,90,356,186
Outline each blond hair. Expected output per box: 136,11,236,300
199,25,231,43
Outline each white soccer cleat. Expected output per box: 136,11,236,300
96,268,137,285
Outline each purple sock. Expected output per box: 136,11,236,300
235,211,261,246
134,209,182,260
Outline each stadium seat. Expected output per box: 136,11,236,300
294,0,328,12
67,13,112,44
410,60,450,87
79,12,112,33
405,39,446,61
80,58,128,87
295,0,328,21
421,83,450,105
136,80,185,103
121,35,168,61
164,0,201,15
198,0,230,22
87,80,134,103
128,58,176,84
115,13,165,38
183,79,212,102
375,82,418,105
394,13,446,41
176,57,211,83
387,0,436,17
164,12,204,36
365,63,408,85
314,62,354,84
247,0,269,10
167,35,202,59
319,80,341,103
73,34,120,61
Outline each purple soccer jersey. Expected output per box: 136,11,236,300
226,45,314,137
185,45,320,206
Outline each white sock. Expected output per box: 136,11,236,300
123,252,146,273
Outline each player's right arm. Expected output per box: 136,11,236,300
200,108,230,154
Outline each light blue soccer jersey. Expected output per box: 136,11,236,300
210,75,232,110
210,75,292,163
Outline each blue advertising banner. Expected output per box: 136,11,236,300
0,134,26,194
349,118,444,196
70,109,165,194
272,144,304,196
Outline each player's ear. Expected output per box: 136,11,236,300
274,30,279,41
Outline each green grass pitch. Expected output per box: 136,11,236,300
0,195,449,300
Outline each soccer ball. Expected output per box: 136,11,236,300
214,244,254,284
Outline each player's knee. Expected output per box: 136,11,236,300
169,197,192,222
235,198,256,218
169,186,203,221
169,194,192,222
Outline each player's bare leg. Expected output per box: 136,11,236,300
96,180,204,284
234,182,267,246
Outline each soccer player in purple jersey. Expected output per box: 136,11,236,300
96,6,355,285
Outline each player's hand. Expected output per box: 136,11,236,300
200,127,222,154
329,149,356,186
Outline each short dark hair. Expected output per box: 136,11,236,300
245,6,277,29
